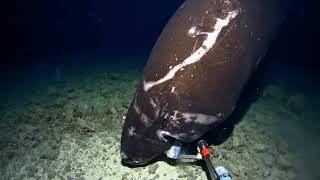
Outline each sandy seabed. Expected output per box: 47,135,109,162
0,58,319,180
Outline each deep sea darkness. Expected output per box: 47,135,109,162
5,0,185,67
4,0,319,71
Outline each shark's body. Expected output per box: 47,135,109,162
121,0,287,165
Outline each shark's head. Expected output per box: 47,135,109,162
120,123,171,165
120,87,171,166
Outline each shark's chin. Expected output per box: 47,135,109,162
121,156,155,166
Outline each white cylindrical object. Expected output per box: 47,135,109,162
166,145,182,159
215,166,232,180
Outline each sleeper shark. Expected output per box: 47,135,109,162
120,0,288,165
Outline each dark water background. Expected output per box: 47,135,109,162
2,0,320,179
4,0,319,72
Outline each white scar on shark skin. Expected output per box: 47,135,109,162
156,110,220,141
157,130,201,142
168,110,219,125
181,111,218,125
133,95,154,127
133,94,140,114
143,10,239,92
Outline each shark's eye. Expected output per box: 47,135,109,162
163,135,177,144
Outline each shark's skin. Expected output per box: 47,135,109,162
121,0,287,165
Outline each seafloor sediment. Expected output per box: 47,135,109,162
0,59,319,180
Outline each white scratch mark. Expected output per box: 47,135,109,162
156,130,170,142
178,111,219,125
157,130,195,141
149,97,157,108
133,96,141,114
171,87,176,93
143,10,239,92
140,113,151,127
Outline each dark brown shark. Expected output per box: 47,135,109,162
121,0,287,165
